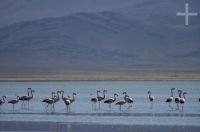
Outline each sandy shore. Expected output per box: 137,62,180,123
0,70,200,81
0,121,199,132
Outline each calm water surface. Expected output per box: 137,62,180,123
0,81,200,126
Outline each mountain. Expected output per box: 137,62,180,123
0,0,199,79
0,0,138,28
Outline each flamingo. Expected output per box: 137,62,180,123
115,95,126,111
19,88,31,107
63,97,71,112
60,90,68,101
67,93,76,104
175,90,182,110
60,90,74,112
104,93,118,110
42,92,55,112
53,90,61,103
148,90,155,108
90,93,98,110
8,96,19,110
26,89,35,108
0,96,6,109
97,90,107,109
123,92,133,108
180,92,187,111
165,88,175,108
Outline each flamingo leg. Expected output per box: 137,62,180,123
109,104,111,110
98,101,100,109
94,103,96,110
177,103,179,110
28,101,29,109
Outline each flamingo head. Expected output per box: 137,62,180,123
123,92,127,95
171,88,175,91
148,91,151,94
178,89,182,93
183,92,187,95
97,90,101,93
103,90,107,93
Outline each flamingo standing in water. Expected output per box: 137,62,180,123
148,90,155,109
0,96,6,109
67,93,76,104
180,92,187,111
165,88,175,108
60,90,75,112
42,92,55,112
60,90,68,101
97,90,107,109
123,92,133,108
90,93,98,110
8,96,19,111
53,90,61,103
64,97,71,112
115,94,126,111
26,89,35,109
19,88,31,108
104,93,118,110
175,90,182,110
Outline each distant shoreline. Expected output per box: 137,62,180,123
0,71,200,81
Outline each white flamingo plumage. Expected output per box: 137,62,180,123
8,96,19,110
90,93,98,110
104,93,118,110
97,90,107,109
123,92,133,108
180,92,187,111
175,90,182,110
148,90,155,108
0,96,6,109
165,88,175,108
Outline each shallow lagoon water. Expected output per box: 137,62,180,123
0,81,200,126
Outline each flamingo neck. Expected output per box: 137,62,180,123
30,91,33,98
171,90,173,97
124,95,126,100
3,96,6,103
57,92,59,100
178,91,182,98
27,88,31,96
61,91,64,99
97,91,100,97
148,92,151,98
183,94,186,99
114,95,117,101
51,93,54,98
103,91,105,99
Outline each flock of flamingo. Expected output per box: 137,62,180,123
0,87,199,112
